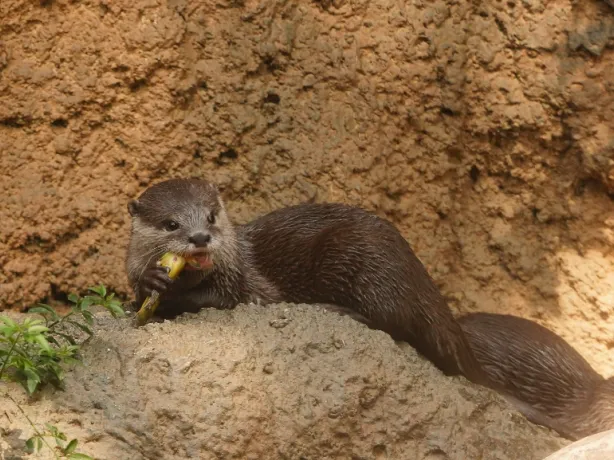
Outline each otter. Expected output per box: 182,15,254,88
458,312,614,440
126,179,281,313
126,178,488,385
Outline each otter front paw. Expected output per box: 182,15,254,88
138,265,173,300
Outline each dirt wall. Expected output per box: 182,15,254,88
0,0,613,375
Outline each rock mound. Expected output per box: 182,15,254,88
2,303,567,459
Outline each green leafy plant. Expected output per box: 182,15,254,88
1,285,124,395
0,315,78,395
30,284,125,343
5,392,94,460
25,422,93,459
1,284,126,460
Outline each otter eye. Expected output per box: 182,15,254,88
207,213,216,225
163,220,179,231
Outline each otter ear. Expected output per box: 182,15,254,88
127,199,140,217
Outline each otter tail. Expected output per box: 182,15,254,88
410,318,492,388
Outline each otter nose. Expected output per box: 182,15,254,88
188,232,211,247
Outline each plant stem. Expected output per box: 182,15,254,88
47,311,74,331
1,331,60,459
0,332,21,380
4,392,61,459
1,331,59,458
0,333,60,458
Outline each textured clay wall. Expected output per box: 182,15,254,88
0,0,613,374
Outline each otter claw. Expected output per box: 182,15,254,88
140,265,173,298
155,261,171,273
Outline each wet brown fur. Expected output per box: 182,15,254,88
126,178,487,384
459,312,614,440
241,201,488,384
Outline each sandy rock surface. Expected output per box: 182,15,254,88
1,304,568,460
544,429,614,460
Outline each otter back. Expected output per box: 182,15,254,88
239,202,487,384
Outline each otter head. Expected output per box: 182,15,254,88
127,178,236,272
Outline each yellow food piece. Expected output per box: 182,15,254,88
185,257,205,269
135,252,186,326
161,252,186,279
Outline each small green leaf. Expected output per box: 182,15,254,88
29,304,59,320
67,320,93,337
0,316,17,328
36,437,43,451
23,363,40,378
25,437,35,452
79,296,95,310
69,454,95,460
26,376,39,394
34,334,52,354
65,438,78,454
27,325,49,335
104,300,126,318
23,318,43,330
49,368,65,384
88,285,106,298
68,293,80,304
81,310,94,326
28,307,51,318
